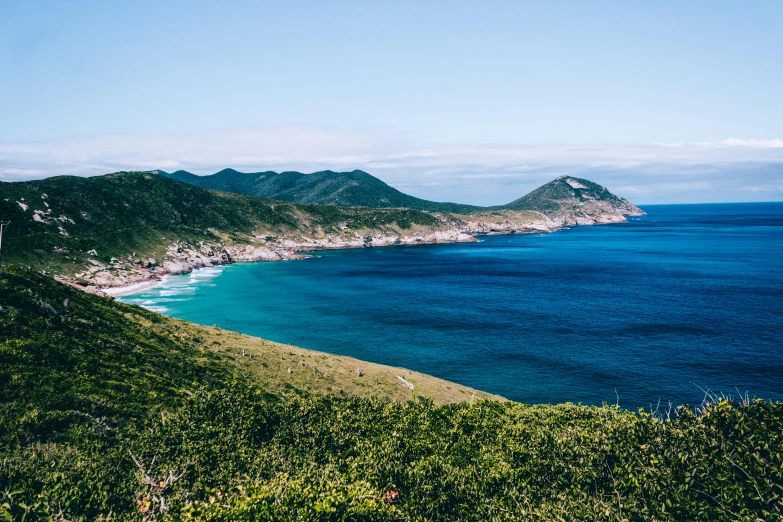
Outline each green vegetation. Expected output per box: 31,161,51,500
0,172,443,274
193,326,501,404
163,168,483,213
161,169,644,218
2,269,781,520
0,171,644,281
0,173,764,520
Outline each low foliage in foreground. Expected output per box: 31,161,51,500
3,392,782,521
1,270,781,521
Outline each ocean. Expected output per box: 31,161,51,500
119,203,783,408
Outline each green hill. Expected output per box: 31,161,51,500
161,168,482,213
1,269,780,520
496,175,643,216
0,171,644,293
0,171,445,277
160,168,645,219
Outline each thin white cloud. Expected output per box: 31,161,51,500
720,138,783,148
0,128,782,204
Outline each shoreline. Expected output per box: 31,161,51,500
105,224,573,298
93,211,642,298
103,277,167,297
105,232,482,298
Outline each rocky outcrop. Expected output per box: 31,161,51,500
7,173,644,296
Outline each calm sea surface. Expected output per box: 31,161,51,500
120,203,783,407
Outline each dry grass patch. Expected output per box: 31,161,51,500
129,313,504,405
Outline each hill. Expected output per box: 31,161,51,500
160,168,645,219
0,171,644,292
3,171,645,293
0,268,497,418
0,171,472,289
1,268,780,520
161,168,483,213
495,175,644,221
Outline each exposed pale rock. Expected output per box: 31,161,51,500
397,376,415,390
565,178,588,189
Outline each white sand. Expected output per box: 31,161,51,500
103,279,163,297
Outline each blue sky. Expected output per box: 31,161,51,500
1,1,782,204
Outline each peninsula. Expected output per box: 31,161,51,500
0,171,643,294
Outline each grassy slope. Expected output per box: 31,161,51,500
0,269,497,419
2,270,781,521
0,172,444,275
199,325,500,404
164,168,483,214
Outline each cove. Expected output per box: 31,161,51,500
120,203,783,408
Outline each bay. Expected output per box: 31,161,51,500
120,203,783,407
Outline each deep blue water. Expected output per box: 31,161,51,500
120,203,783,408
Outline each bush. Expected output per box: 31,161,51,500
2,389,782,521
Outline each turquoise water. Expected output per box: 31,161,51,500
120,203,783,407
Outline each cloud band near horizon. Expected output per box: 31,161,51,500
1,128,782,206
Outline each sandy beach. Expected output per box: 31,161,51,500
102,278,164,297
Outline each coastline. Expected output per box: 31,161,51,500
103,277,167,297
105,218,626,298
102,230,481,297
110,202,783,407
76,205,644,297
7,172,647,298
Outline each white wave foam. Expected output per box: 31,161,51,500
159,286,196,296
188,266,226,281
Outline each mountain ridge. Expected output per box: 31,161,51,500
158,168,644,218
158,168,484,213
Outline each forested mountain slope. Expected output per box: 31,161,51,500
1,171,645,293
163,168,482,213
161,168,645,220
0,171,453,283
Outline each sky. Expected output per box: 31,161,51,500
1,0,782,204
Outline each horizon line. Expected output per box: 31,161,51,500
3,168,781,207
